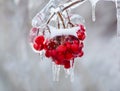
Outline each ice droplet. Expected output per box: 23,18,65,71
52,62,61,81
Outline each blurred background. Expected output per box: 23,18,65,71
0,0,120,91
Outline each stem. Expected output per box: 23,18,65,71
66,10,71,23
62,0,84,11
47,13,55,24
66,10,74,27
57,17,60,29
68,22,74,27
57,12,66,28
46,25,51,33
37,29,39,35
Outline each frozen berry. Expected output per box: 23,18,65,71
56,45,67,53
55,60,63,65
77,24,86,32
34,35,44,45
65,52,73,60
64,61,71,69
71,43,79,53
78,50,84,57
77,31,86,41
57,53,65,62
51,50,57,58
80,25,85,32
33,43,44,51
79,42,84,48
45,50,52,57
47,41,56,50
65,42,71,49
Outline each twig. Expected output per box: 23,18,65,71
47,13,55,24
66,10,74,27
57,12,66,28
57,17,60,29
62,0,84,11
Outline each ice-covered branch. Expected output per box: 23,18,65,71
32,0,86,28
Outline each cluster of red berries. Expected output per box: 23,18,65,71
32,24,86,69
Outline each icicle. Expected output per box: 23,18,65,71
115,0,120,36
89,0,99,21
64,60,75,81
64,68,71,78
70,59,74,82
91,4,96,21
52,62,61,81
39,51,45,61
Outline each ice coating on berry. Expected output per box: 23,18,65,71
34,35,45,44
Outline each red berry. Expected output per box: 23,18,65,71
43,43,47,50
34,35,44,45
33,43,43,51
55,60,63,65
78,50,84,57
47,41,56,50
71,43,79,53
80,25,85,32
64,61,71,69
57,53,65,62
65,42,71,49
65,52,73,60
79,42,84,48
51,50,57,58
78,24,85,32
73,40,79,44
56,45,66,53
45,50,52,57
77,31,86,41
